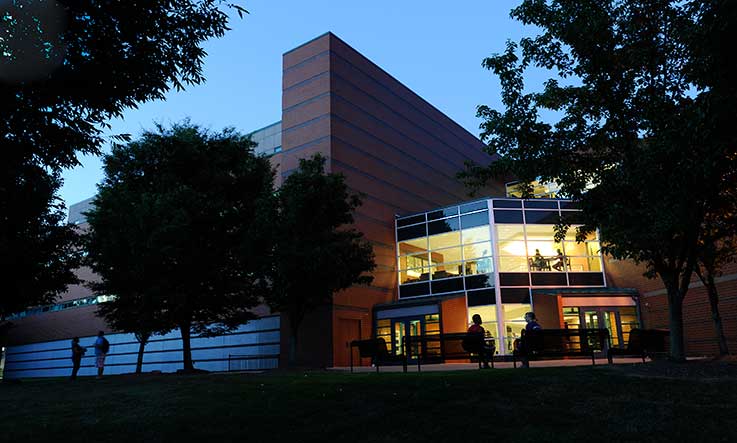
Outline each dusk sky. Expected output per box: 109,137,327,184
60,0,543,207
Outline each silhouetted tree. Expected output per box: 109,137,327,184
267,155,375,365
462,1,737,360
0,0,242,323
85,121,275,372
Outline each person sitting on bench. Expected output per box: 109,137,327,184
516,312,543,368
467,314,493,369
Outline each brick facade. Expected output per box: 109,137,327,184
606,258,737,356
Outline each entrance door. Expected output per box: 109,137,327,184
583,309,621,349
392,317,423,360
337,318,362,367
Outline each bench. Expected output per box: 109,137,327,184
404,333,495,372
607,328,670,364
349,338,406,373
513,328,609,368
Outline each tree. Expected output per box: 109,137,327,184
462,1,737,360
95,290,174,375
267,154,375,365
0,165,81,320
1,0,241,321
694,188,737,356
84,121,275,372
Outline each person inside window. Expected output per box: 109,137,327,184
533,249,548,271
552,249,566,271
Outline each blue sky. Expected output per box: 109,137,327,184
60,0,540,206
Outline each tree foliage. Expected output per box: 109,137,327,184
267,154,375,364
85,121,275,371
0,0,239,323
0,167,81,319
462,1,737,359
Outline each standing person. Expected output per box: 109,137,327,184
70,337,86,380
94,331,110,379
466,314,494,369
517,312,543,368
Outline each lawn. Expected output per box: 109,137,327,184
2,363,737,443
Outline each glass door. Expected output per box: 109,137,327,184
583,310,600,329
390,316,433,361
601,311,620,348
582,308,626,350
582,310,605,351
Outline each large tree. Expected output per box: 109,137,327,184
462,1,737,360
0,167,81,320
1,1,242,320
85,121,275,372
267,154,375,365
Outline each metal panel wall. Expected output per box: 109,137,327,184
2,316,279,379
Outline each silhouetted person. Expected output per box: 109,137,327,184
466,314,493,369
533,249,547,270
70,337,86,380
517,312,543,368
552,249,566,271
94,331,110,379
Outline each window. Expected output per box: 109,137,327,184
428,231,461,250
398,238,428,256
467,306,498,345
397,209,494,293
463,242,492,260
461,226,490,244
427,217,460,236
502,304,531,353
431,247,462,264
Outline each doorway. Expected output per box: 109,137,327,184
388,314,441,361
565,306,639,348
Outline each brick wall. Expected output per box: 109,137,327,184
606,257,737,356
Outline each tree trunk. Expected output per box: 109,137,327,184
703,273,730,356
288,316,301,367
666,290,686,361
134,332,150,374
180,322,194,372
288,332,298,367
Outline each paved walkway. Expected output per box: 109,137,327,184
330,357,648,373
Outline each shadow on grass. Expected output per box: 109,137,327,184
2,363,736,443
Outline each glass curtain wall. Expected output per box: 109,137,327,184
396,201,493,299
496,223,602,274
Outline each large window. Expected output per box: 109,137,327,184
502,304,531,353
495,222,602,274
467,306,498,351
396,203,493,295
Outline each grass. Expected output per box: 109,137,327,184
2,364,737,443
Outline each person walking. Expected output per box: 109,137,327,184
70,337,86,380
94,331,110,379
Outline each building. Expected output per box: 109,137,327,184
380,197,639,359
2,33,733,378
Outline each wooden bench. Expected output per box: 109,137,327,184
349,338,406,373
513,328,609,368
607,328,670,364
404,333,496,372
